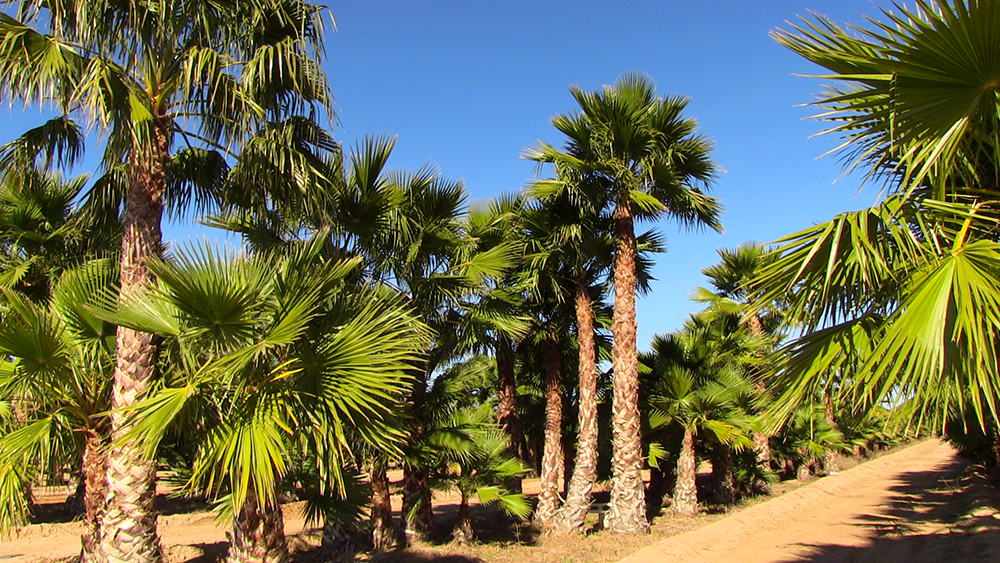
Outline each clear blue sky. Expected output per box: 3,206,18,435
1,0,888,349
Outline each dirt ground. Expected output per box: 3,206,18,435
1,439,997,563
620,439,1000,563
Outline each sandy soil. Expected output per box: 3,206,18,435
2,439,997,563
620,439,1000,563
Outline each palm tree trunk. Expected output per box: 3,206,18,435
823,393,840,473
672,426,698,517
607,203,648,534
369,463,394,552
645,464,672,519
226,490,288,563
80,432,108,563
496,337,522,493
797,458,812,481
745,314,773,476
710,445,735,505
534,337,564,528
553,284,599,533
453,488,473,545
990,426,1000,469
402,373,434,543
101,123,168,563
752,427,771,472
402,465,433,543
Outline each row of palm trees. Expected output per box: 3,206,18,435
0,0,997,562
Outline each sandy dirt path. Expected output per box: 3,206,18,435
620,439,1000,563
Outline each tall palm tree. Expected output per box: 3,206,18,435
0,260,117,562
753,0,1000,435
524,175,666,532
361,166,516,542
0,3,335,560
525,72,722,533
98,241,428,563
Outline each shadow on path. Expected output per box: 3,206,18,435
783,455,1000,563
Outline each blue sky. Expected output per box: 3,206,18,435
1,0,888,348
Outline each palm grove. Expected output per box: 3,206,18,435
0,1,997,562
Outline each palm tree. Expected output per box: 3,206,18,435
774,403,847,481
644,325,754,516
519,195,603,531
693,242,781,472
434,404,530,544
525,72,722,533
0,3,335,560
457,194,532,491
753,1,1000,437
377,174,518,543
0,260,116,562
98,241,428,563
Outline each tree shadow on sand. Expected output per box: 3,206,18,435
783,455,1000,562
291,502,538,563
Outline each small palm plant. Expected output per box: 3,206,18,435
0,260,117,562
776,404,848,481
435,404,530,544
647,365,752,516
99,242,429,563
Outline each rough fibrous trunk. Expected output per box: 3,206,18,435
80,432,108,563
606,203,649,533
402,373,434,543
553,285,599,533
672,426,698,517
402,465,433,542
453,491,473,545
369,463,394,552
226,491,288,563
101,124,168,563
534,338,564,528
992,427,1000,469
753,429,771,471
797,458,812,481
496,338,522,493
745,314,772,477
710,445,735,505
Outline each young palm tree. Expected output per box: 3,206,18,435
525,72,722,533
0,3,336,560
774,403,847,481
217,135,522,542
379,176,519,542
98,242,428,563
0,260,116,562
457,194,532,491
434,404,530,545
644,318,757,516
755,1,1000,436
693,243,781,472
